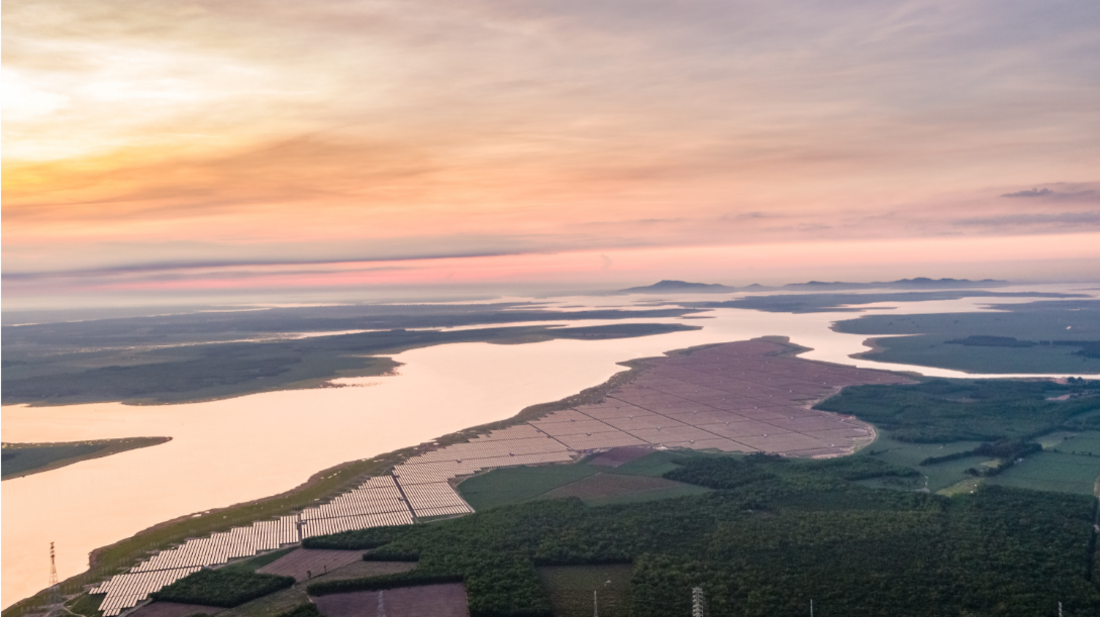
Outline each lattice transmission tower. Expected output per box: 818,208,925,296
691,586,706,617
48,542,62,606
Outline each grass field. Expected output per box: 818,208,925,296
858,436,988,492
987,449,1100,495
459,465,599,510
858,431,1100,496
1,437,171,480
457,450,710,509
538,564,633,617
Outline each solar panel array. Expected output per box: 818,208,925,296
97,340,908,616
95,476,418,616
91,567,201,616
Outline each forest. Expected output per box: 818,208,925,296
302,451,1100,617
149,569,294,607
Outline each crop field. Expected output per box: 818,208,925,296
307,561,416,583
311,584,469,617
538,564,633,617
257,550,367,582
126,602,224,617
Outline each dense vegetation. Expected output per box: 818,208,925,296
307,572,464,595
1,437,170,479
301,452,1100,616
814,379,1100,443
832,300,1100,373
150,569,294,607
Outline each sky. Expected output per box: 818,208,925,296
4,0,1099,308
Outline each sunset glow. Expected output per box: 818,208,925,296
4,0,1099,306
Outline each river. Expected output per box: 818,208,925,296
4,291,1098,608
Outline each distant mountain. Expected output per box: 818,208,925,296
619,280,740,294
782,278,1008,291
617,278,1009,295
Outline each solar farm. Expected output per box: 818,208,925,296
94,340,909,615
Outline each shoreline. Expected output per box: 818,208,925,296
2,351,659,617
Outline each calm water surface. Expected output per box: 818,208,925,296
4,293,1098,607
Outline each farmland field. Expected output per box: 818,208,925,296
538,564,632,617
304,560,416,583
257,549,366,582
311,584,469,617
213,587,307,617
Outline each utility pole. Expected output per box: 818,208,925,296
593,590,598,617
1059,601,1063,617
810,599,814,617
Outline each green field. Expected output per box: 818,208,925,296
457,450,710,510
857,436,989,492
816,378,1100,495
538,564,632,617
459,464,600,510
987,450,1100,494
2,437,171,480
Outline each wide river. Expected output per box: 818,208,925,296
4,291,1099,608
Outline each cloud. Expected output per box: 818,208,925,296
958,211,1100,228
999,186,1099,201
1001,187,1053,198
